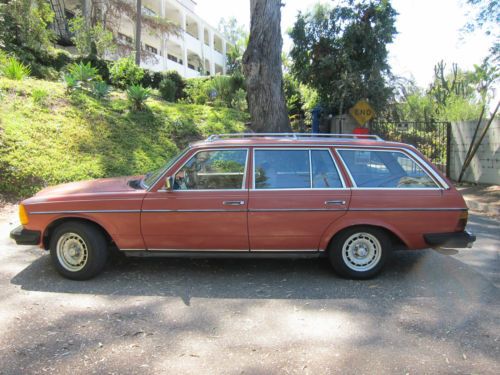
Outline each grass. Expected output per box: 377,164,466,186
0,77,248,198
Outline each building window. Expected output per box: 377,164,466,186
145,44,158,54
142,6,156,17
117,33,133,45
188,63,195,70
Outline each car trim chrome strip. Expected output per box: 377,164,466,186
250,248,318,252
147,248,249,252
123,248,321,252
29,207,466,215
142,209,247,213
248,208,346,212
30,209,141,215
349,208,466,212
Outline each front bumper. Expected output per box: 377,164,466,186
424,230,476,248
10,226,41,246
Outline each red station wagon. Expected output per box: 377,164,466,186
10,133,475,280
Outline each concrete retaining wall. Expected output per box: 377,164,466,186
449,119,499,185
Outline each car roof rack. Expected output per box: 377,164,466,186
206,133,384,142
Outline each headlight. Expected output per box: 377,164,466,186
19,204,29,225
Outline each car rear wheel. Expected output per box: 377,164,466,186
328,226,391,279
50,222,108,280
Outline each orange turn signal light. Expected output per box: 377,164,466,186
19,204,29,225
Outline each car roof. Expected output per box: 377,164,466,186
190,133,410,149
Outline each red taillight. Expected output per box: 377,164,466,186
456,210,468,231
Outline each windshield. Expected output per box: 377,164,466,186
141,147,190,189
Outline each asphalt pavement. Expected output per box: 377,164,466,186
0,209,498,374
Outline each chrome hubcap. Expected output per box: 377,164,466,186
56,233,88,272
342,232,382,272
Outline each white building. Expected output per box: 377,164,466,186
64,0,231,78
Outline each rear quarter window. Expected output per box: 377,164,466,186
337,149,438,188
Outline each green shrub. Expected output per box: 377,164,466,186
92,81,110,99
184,77,212,105
32,88,49,105
141,69,164,89
110,57,144,89
159,78,177,102
30,63,59,80
231,88,247,111
127,84,150,111
2,57,31,80
163,70,186,100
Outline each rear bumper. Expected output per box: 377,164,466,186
424,230,476,248
10,226,41,246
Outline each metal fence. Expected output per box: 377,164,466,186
369,121,451,176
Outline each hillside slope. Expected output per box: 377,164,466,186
0,77,247,197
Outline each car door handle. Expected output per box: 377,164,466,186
325,200,346,205
223,200,245,206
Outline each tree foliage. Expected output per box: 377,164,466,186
0,0,55,53
69,15,115,59
289,0,397,116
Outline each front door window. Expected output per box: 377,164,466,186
174,149,248,190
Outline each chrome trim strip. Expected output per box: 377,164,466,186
335,147,446,189
250,249,318,252
30,207,465,216
142,209,246,213
30,209,141,215
148,248,249,252
249,208,346,212
349,208,466,212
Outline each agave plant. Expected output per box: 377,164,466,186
92,81,110,99
2,57,31,80
127,84,150,111
67,62,99,83
63,73,80,93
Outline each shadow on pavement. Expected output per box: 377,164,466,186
10,249,499,304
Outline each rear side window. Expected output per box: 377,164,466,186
337,149,438,188
254,149,343,189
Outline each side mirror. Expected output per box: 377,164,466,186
165,176,174,191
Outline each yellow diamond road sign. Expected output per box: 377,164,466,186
349,100,375,126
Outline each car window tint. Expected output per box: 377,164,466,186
311,150,343,188
174,150,247,190
255,150,310,189
338,149,438,188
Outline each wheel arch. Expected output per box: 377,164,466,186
320,220,409,252
42,216,115,250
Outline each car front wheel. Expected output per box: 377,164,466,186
328,226,391,279
49,222,108,280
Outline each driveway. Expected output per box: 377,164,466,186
0,208,498,374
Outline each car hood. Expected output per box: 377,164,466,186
33,176,142,198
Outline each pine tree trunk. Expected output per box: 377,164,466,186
243,0,291,133
135,0,142,65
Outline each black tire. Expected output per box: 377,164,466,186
49,221,108,280
328,226,391,279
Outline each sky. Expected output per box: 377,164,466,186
196,0,496,90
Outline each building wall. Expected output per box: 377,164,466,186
449,119,500,185
65,0,230,77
